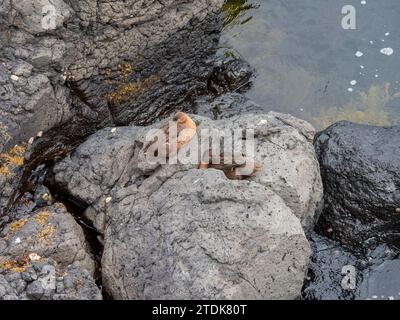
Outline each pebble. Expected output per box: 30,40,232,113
29,253,41,262
111,128,117,133
105,196,112,203
257,120,268,126
10,74,19,81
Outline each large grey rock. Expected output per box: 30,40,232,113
102,169,310,299
54,113,322,232
54,113,323,299
314,121,400,252
0,203,101,300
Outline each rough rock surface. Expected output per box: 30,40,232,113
0,0,224,152
0,145,26,220
53,113,323,299
314,121,400,251
0,203,101,300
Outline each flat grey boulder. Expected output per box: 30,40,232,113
53,112,323,299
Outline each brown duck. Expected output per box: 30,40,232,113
199,148,262,180
144,112,197,158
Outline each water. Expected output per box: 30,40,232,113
221,0,400,129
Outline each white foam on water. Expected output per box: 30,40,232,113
380,47,394,56
350,80,357,85
347,88,354,92
361,0,366,5
355,51,364,57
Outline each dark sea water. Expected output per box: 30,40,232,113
222,0,400,299
222,0,400,129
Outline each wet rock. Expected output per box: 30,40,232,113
33,185,53,208
193,92,264,119
358,259,400,300
302,233,358,300
314,121,400,251
0,203,101,300
303,232,400,300
206,48,254,95
0,0,225,154
53,112,323,299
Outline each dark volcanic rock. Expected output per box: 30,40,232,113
192,92,263,120
314,121,400,251
0,0,225,154
302,232,358,300
302,232,400,300
0,0,231,221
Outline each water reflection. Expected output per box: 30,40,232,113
221,0,400,129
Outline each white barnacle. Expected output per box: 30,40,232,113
29,253,41,262
105,196,112,203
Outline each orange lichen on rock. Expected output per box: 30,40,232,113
0,254,31,273
0,144,26,176
107,75,159,104
34,210,50,225
9,218,27,233
37,224,55,243
118,63,133,80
